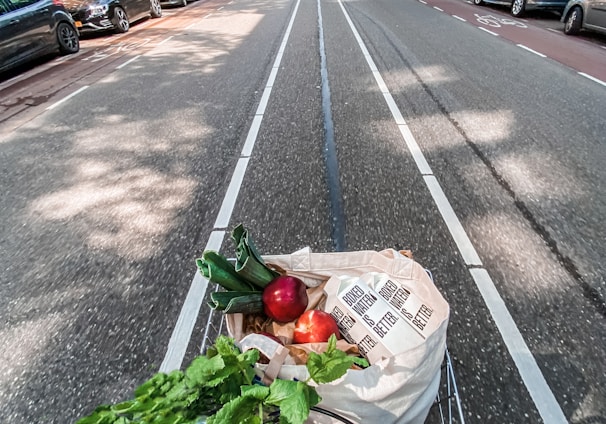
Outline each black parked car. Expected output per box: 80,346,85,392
0,0,79,73
64,0,161,34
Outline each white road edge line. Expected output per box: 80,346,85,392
46,85,89,110
158,35,174,45
336,0,567,422
517,43,546,57
159,231,224,373
116,55,141,69
185,20,198,30
160,0,302,372
478,26,499,36
578,72,606,87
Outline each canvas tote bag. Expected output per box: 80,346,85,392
226,248,449,424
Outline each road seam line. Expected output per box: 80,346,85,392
160,0,302,372
336,0,567,422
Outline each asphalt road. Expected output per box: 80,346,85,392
0,0,604,423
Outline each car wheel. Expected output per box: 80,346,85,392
180,0,187,6
112,6,130,33
511,0,526,16
57,22,79,55
564,6,582,35
150,0,162,17
473,0,484,5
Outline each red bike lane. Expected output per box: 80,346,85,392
418,0,606,85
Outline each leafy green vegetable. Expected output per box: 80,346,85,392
307,335,369,384
196,251,255,292
77,333,367,424
231,224,279,288
208,291,264,314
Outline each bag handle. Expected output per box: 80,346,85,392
262,345,290,385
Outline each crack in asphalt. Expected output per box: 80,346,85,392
349,4,606,319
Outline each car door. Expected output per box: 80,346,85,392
123,0,146,22
0,0,20,69
4,0,51,63
585,0,606,28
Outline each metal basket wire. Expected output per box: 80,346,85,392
428,349,466,424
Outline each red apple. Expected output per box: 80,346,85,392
293,310,341,344
262,275,308,323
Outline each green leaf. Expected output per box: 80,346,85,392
214,335,241,357
306,334,364,384
206,395,262,424
134,373,168,397
240,384,270,401
265,380,320,424
185,354,225,387
75,405,120,424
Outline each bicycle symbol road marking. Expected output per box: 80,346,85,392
474,14,527,28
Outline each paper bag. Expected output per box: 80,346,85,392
226,248,449,424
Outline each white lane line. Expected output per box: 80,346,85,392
453,15,466,22
242,115,263,157
204,13,213,18
517,44,546,57
116,55,141,69
218,6,224,10
546,28,560,33
398,124,433,175
214,157,250,229
419,0,427,4
469,269,568,424
160,0,302,372
424,176,483,266
336,0,567,422
478,26,499,36
578,72,606,87
159,231,224,372
433,6,443,11
46,85,89,110
158,35,175,45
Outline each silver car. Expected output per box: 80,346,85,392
562,0,606,35
474,0,569,17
